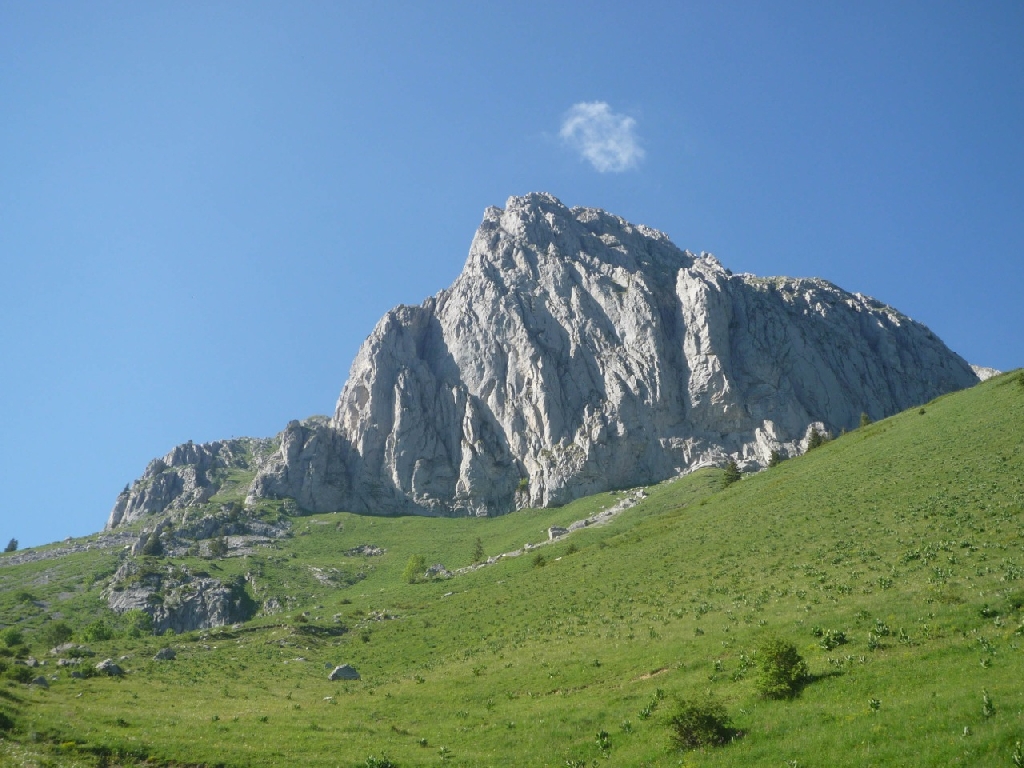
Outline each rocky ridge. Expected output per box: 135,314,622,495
107,193,980,526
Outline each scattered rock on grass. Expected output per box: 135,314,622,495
96,659,124,676
153,647,176,661
328,664,360,681
424,563,452,579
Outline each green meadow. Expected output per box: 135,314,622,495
1,371,1023,767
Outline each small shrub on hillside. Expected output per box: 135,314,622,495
768,450,785,467
140,532,163,557
3,538,16,553
532,552,546,568
80,620,115,643
860,412,872,428
403,555,426,584
5,664,34,684
807,427,829,450
811,626,847,650
472,537,485,563
668,696,735,750
982,689,996,718
39,620,74,650
1,628,23,647
208,537,228,558
755,636,808,699
121,609,153,638
722,460,741,487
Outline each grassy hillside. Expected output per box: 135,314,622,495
1,371,1022,767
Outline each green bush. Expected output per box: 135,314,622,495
3,538,16,553
39,620,74,650
860,412,872,428
722,460,741,487
667,696,734,750
80,619,115,643
121,609,154,638
755,636,808,699
5,664,35,684
0,627,23,647
768,450,785,467
141,533,163,557
208,537,228,558
403,555,426,584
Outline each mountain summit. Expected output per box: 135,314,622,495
108,193,978,527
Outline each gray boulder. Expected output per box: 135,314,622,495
153,647,176,661
424,563,452,579
95,659,124,676
328,664,360,681
30,675,48,688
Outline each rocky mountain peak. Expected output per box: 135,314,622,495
108,194,980,528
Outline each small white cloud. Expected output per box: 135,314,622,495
559,102,644,173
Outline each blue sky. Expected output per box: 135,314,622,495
2,2,1021,548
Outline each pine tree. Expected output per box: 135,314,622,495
807,427,828,450
860,412,872,428
722,460,741,487
768,450,784,468
3,538,16,553
472,537,485,563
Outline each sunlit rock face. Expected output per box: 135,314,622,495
109,193,979,526
247,192,977,516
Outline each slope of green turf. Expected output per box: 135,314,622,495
1,370,1022,766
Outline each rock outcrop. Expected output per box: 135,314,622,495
108,193,980,525
971,364,1001,382
105,560,256,634
106,435,279,529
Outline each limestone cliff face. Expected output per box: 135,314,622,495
106,436,277,529
245,192,978,516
